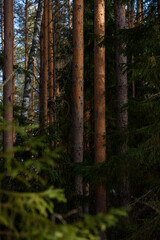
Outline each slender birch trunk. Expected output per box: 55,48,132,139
3,0,13,151
21,0,44,119
72,0,84,214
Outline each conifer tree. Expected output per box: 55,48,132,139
3,0,13,151
72,0,84,213
115,0,130,206
94,0,106,224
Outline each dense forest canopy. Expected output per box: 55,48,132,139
0,0,160,239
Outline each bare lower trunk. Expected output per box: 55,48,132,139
3,0,13,151
21,0,44,119
48,0,54,124
94,1,106,239
115,0,130,207
72,0,84,214
1,0,3,51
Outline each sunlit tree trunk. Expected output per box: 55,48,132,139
137,0,142,24
128,1,131,28
68,0,72,29
94,0,106,238
3,0,13,151
115,0,130,207
72,0,84,214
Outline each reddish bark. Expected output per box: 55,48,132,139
72,0,84,213
94,0,106,219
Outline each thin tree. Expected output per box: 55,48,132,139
25,0,28,71
115,0,130,206
94,0,106,238
137,0,142,24
72,0,84,213
131,0,135,97
68,0,72,29
22,0,44,119
3,0,13,151
1,0,3,52
48,0,54,124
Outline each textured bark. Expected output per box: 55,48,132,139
3,0,13,151
94,1,106,236
72,0,84,213
31,58,35,119
137,0,142,24
22,0,44,119
115,0,130,207
31,1,37,120
48,0,54,124
68,0,72,29
1,0,3,51
25,0,28,71
39,16,44,128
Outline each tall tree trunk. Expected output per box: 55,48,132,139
131,0,135,97
13,0,15,144
68,0,72,29
3,0,13,151
72,0,84,214
39,0,48,128
31,1,37,120
137,0,142,24
21,0,44,119
94,0,106,239
48,0,54,124
115,0,130,207
1,0,3,51
25,0,28,71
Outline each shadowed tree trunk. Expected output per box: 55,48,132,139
3,0,13,151
48,0,54,124
158,0,160,21
94,0,106,239
72,0,84,214
1,0,3,52
22,0,44,119
115,0,130,207
39,0,48,129
131,0,135,97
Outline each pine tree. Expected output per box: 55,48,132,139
3,0,13,151
115,0,130,206
72,0,84,213
94,0,106,219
